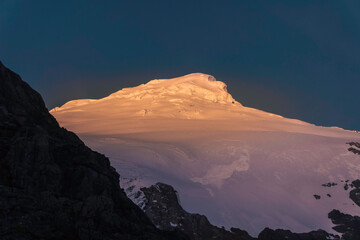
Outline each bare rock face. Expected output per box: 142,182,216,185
0,61,188,240
328,210,360,240
257,228,335,240
140,182,254,240
349,179,360,208
140,182,337,240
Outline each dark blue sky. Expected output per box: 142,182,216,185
1,1,359,130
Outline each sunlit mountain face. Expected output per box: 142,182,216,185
51,73,360,235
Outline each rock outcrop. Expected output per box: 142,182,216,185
257,228,336,240
328,210,360,240
349,179,360,207
0,61,188,240
140,182,338,240
347,142,360,155
140,183,254,240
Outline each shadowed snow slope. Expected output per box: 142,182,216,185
51,73,360,236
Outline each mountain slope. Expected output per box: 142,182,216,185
50,73,360,235
0,61,188,240
140,182,254,240
139,182,338,240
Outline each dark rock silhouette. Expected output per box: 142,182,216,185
140,182,254,240
328,210,360,240
0,61,188,240
140,182,337,240
314,194,321,200
349,179,360,207
257,228,335,240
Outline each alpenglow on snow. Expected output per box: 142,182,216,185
51,73,360,235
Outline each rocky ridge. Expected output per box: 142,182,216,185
0,61,187,240
139,182,338,240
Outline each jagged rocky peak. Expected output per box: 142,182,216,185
0,61,188,240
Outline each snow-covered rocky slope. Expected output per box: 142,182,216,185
50,73,360,235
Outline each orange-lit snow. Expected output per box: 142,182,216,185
51,73,360,235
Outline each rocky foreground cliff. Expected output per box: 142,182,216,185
0,61,188,240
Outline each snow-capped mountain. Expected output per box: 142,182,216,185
50,73,360,235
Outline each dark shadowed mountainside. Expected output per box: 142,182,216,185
0,60,188,240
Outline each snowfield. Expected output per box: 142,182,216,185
51,73,360,235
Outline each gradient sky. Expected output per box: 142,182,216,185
1,1,359,130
